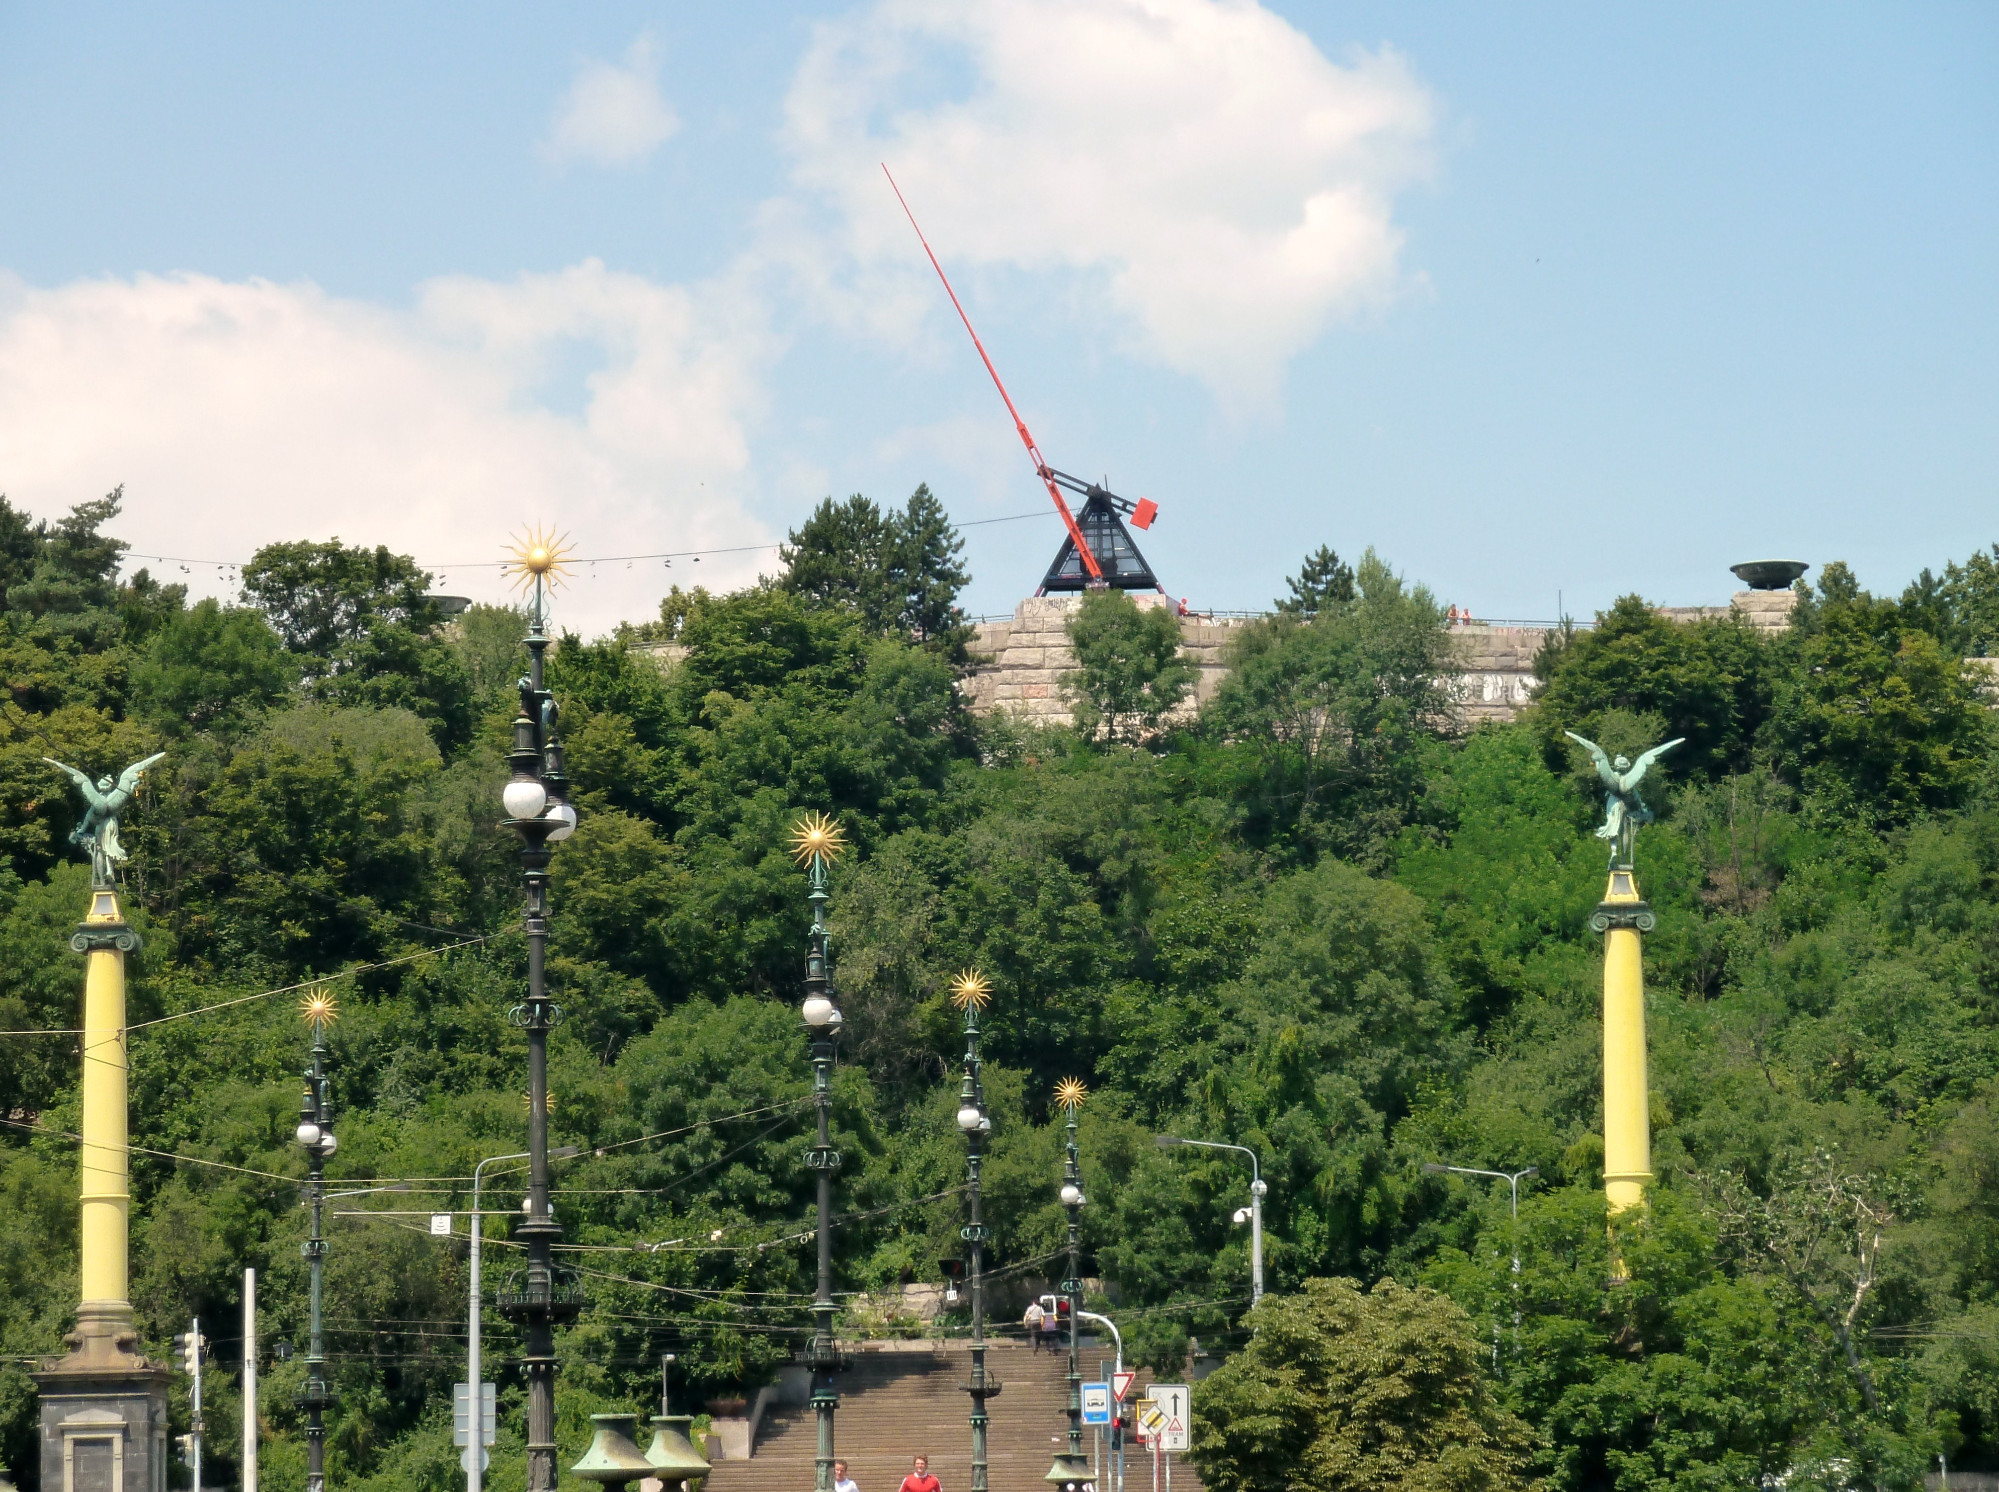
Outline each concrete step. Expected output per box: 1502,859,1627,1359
703,1345,1201,1492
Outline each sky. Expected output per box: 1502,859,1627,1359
0,1,1994,635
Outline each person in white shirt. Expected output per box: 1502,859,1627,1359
834,1460,860,1492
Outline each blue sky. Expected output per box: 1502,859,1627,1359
1,2,1993,633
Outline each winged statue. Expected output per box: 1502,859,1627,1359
1564,732,1683,869
42,753,167,886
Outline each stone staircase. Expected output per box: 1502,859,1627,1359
703,1341,1201,1492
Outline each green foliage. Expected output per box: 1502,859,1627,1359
1061,590,1195,744
1209,550,1454,862
1275,543,1357,616
131,599,297,738
1772,567,1989,820
7,507,1999,1489
1528,593,1774,780
1190,1276,1535,1492
777,484,969,648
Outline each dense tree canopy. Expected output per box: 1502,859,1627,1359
1,493,1997,1492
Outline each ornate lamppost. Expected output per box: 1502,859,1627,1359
294,988,341,1492
950,972,1000,1492
790,812,848,1492
497,529,582,1492
1046,1078,1092,1492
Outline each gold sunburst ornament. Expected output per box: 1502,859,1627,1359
502,523,575,594
788,811,847,867
1054,1077,1089,1111
300,988,339,1029
949,969,992,1011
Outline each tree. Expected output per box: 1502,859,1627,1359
1190,1276,1535,1492
1061,590,1194,744
1899,544,1999,657
777,485,968,647
1277,544,1357,617
1207,550,1453,860
240,539,472,751
130,600,296,737
1770,566,1989,820
1529,593,1774,781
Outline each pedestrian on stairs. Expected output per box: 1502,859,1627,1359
897,1454,940,1492
1024,1300,1045,1351
833,1461,859,1492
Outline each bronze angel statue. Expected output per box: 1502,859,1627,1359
1564,732,1683,869
43,753,166,886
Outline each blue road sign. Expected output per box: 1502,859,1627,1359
1082,1382,1112,1425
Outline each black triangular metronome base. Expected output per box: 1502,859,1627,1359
1039,490,1163,593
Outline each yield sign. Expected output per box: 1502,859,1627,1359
1112,1370,1137,1402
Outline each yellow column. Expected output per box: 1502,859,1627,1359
76,888,134,1334
1595,871,1652,1217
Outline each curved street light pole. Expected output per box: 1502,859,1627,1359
1422,1163,1539,1356
1154,1137,1266,1304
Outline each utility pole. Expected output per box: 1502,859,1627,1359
1046,1079,1092,1492
791,812,848,1492
243,1268,258,1492
496,530,583,1492
951,973,999,1492
296,991,339,1492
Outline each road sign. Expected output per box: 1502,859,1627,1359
453,1383,496,1447
460,1447,490,1474
1111,1369,1137,1402
1136,1397,1164,1442
1152,1384,1190,1453
430,1213,453,1236
1081,1382,1111,1425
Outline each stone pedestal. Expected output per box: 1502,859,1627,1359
33,1316,170,1492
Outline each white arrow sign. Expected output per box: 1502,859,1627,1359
1151,1384,1190,1452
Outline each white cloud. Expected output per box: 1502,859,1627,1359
778,0,1435,409
542,35,679,168
0,264,775,634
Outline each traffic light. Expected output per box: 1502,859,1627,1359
1054,1298,1072,1322
171,1332,203,1374
175,1435,197,1469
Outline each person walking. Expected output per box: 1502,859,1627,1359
1024,1300,1045,1353
833,1461,860,1492
897,1455,940,1492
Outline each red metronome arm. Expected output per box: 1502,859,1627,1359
883,164,1103,581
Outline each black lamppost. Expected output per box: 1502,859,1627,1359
790,813,847,1492
1046,1079,1091,1492
294,989,340,1492
496,532,581,1492
950,972,1000,1492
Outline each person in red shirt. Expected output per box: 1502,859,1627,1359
897,1454,940,1492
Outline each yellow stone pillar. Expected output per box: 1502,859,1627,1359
1592,870,1653,1218
34,884,166,1492
76,888,136,1326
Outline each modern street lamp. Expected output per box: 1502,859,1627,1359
496,528,583,1492
295,989,340,1492
790,812,849,1492
1423,1163,1538,1358
1046,1079,1092,1492
1155,1136,1267,1304
950,971,1000,1492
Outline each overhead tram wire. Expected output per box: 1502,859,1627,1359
0,933,504,1038
116,510,1055,580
